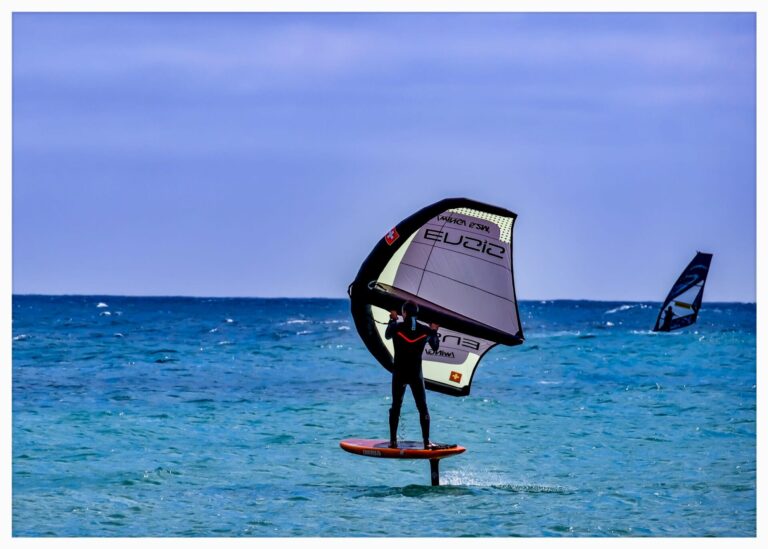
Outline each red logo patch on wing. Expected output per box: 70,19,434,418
384,227,399,245
449,371,462,383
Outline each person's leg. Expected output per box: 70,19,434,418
410,376,431,448
389,374,407,447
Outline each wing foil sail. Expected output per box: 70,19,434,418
349,198,524,396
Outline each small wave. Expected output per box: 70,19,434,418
114,333,125,338
441,470,572,494
495,483,572,494
97,302,108,308
605,321,614,327
140,466,181,485
99,311,112,316
337,326,351,331
545,330,584,337
295,330,313,336
13,334,29,341
286,319,310,324
606,304,633,314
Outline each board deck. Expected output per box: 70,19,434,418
339,438,465,460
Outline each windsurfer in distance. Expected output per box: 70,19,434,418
385,301,440,450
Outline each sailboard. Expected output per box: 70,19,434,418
347,197,524,396
652,251,713,332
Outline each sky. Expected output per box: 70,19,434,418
8,9,758,302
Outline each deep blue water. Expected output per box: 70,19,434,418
12,296,756,537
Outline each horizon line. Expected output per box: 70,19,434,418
10,293,756,305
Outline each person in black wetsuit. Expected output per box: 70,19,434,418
385,301,440,449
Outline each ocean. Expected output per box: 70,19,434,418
11,295,756,537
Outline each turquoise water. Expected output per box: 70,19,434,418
12,296,756,537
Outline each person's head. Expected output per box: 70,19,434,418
402,301,419,330
402,301,419,319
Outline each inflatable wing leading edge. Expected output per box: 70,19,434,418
348,197,524,396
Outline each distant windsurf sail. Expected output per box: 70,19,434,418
348,198,524,396
653,252,713,332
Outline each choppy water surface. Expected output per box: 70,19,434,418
12,296,755,536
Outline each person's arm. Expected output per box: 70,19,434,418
385,310,399,339
427,323,440,351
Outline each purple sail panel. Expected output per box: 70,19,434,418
393,210,518,337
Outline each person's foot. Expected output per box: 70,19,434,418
425,442,457,450
388,440,398,449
